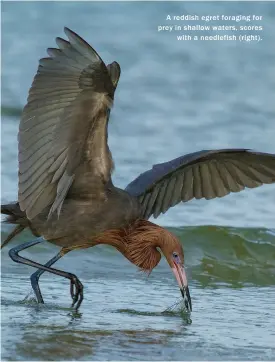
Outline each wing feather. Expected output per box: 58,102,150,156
213,162,231,197
19,144,53,172
222,161,244,192
26,184,56,218
193,164,203,199
19,117,58,138
229,161,261,188
153,182,167,218
125,149,275,219
181,168,193,202
49,173,75,217
19,174,51,201
141,193,151,216
18,27,120,220
19,156,54,184
162,177,177,213
200,162,215,199
144,185,160,220
170,174,184,206
250,163,275,179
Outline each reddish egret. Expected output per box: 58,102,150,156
2,28,275,312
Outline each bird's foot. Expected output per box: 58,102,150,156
69,274,84,310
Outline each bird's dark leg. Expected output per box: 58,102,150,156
9,238,83,310
30,251,65,304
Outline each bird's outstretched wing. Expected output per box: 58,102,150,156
125,149,275,219
18,27,121,220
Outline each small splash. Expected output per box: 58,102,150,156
12,290,75,312
163,299,192,323
67,310,83,320
164,298,184,313
20,290,39,305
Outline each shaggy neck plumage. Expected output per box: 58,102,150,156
94,219,172,272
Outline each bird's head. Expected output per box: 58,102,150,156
159,232,192,312
125,220,192,312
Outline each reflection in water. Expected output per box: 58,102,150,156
14,320,182,361
16,327,97,360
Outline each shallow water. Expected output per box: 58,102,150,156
1,227,275,360
1,1,275,361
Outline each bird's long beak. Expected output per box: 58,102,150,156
172,263,192,312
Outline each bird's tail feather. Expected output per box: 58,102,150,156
1,202,29,248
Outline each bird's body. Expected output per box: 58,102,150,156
27,185,141,248
2,27,275,312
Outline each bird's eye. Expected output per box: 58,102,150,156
173,252,178,258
